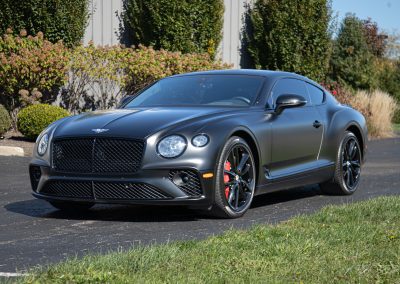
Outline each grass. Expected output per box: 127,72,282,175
393,123,400,132
23,196,400,283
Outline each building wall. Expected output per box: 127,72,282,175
83,0,251,67
84,0,123,46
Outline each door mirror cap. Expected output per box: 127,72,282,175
118,95,133,108
274,94,307,114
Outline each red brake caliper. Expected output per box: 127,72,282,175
224,161,231,199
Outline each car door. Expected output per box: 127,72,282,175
268,78,324,178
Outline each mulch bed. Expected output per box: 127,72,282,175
0,130,34,157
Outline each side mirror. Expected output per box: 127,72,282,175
118,95,133,108
275,94,307,115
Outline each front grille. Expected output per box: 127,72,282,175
95,182,172,200
40,181,93,199
52,138,144,174
169,170,202,197
39,181,172,200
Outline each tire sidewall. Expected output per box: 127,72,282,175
213,136,256,218
336,132,362,194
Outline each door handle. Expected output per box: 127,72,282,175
313,120,322,128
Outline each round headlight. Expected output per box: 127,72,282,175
37,134,49,156
192,134,209,147
157,135,187,158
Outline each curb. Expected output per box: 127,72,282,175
0,146,25,157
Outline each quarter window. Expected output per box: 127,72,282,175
306,83,324,105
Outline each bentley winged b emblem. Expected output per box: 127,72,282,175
92,128,109,134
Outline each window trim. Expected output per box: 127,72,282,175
305,82,326,106
266,77,312,109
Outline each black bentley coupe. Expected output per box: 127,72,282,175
29,70,367,218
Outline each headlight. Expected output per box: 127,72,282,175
192,134,209,147
37,134,49,156
157,135,187,158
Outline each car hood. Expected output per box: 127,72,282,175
53,107,237,139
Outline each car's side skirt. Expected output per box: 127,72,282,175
255,163,335,195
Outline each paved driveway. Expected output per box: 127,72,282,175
0,138,399,273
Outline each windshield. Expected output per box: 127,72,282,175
124,75,265,108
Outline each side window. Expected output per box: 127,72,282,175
268,78,311,108
306,83,324,105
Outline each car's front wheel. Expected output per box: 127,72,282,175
49,201,94,212
320,131,362,195
211,136,256,218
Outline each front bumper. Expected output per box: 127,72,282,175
29,160,215,209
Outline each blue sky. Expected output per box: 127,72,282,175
332,0,399,33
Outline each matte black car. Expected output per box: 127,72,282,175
29,70,367,218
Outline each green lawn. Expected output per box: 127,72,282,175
23,196,400,283
393,124,400,132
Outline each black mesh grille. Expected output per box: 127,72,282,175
52,138,144,174
29,166,42,192
94,182,172,200
169,170,202,197
39,181,171,200
40,181,93,199
53,139,93,173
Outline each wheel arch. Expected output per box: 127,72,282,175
229,129,260,182
346,124,365,160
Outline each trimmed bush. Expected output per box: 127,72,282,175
246,0,332,82
350,90,398,138
0,32,70,123
0,104,12,137
120,0,224,58
17,104,69,140
0,0,89,47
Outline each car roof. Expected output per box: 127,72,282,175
172,69,321,87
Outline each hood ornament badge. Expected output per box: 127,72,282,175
92,129,109,134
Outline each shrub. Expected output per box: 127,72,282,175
120,0,224,58
17,104,69,140
330,15,377,90
246,0,332,82
0,32,69,123
122,46,231,94
375,59,400,123
62,45,230,112
0,0,89,47
320,81,354,106
61,44,129,113
0,104,11,137
350,90,398,138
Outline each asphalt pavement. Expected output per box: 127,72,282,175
0,138,399,273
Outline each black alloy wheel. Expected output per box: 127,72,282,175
320,131,362,195
212,136,256,218
342,136,361,191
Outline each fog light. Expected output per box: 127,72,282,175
172,172,190,186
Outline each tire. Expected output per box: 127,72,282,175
320,131,362,195
49,201,94,212
210,136,256,218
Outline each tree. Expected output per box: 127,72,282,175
120,0,224,58
330,14,377,90
246,0,333,82
362,18,388,58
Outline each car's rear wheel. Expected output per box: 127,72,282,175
211,136,256,218
49,201,94,212
320,131,362,195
